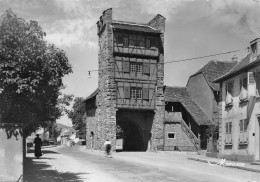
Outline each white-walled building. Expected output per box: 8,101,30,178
215,38,260,162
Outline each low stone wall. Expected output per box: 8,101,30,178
0,126,23,182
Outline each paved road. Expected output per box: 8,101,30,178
25,146,260,182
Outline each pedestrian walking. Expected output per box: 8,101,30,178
33,134,42,159
104,139,112,157
70,140,74,147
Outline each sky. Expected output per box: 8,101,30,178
0,0,260,126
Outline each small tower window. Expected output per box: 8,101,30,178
168,132,175,139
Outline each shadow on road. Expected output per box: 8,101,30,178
23,156,89,182
27,149,61,155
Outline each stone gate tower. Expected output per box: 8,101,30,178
85,8,165,151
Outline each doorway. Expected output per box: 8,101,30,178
90,131,94,149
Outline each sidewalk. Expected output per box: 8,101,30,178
23,153,63,182
187,154,260,173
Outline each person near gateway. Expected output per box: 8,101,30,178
104,139,112,157
33,134,43,158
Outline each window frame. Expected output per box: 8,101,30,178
225,122,232,145
130,62,143,74
167,132,176,139
239,119,248,144
130,87,142,99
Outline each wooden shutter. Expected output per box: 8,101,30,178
143,88,149,100
225,123,228,134
248,72,255,84
122,62,130,73
124,87,130,99
239,120,243,143
143,63,150,75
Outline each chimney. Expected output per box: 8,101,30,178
96,8,112,35
250,38,260,62
231,55,238,62
147,14,166,33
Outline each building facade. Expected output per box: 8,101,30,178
164,86,212,151
85,8,165,151
186,60,238,152
215,38,260,162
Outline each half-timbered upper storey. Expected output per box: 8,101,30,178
112,21,162,58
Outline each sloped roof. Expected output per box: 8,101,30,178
164,86,212,126
190,60,237,91
84,88,99,103
111,20,161,34
61,128,76,136
215,54,260,82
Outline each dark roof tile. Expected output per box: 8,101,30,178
111,21,161,34
215,54,260,82
191,60,237,91
164,86,212,125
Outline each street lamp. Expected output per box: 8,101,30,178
88,70,99,78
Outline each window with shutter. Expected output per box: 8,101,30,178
225,122,232,144
122,62,130,73
124,87,130,99
143,88,149,100
239,119,248,144
239,120,243,132
226,123,228,134
143,63,150,75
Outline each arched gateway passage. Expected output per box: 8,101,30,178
116,110,154,152
117,121,144,151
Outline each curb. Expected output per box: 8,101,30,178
188,157,260,173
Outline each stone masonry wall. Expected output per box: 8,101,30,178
164,123,195,148
95,8,117,150
149,15,166,151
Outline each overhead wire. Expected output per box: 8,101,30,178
164,48,246,64
74,47,247,73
